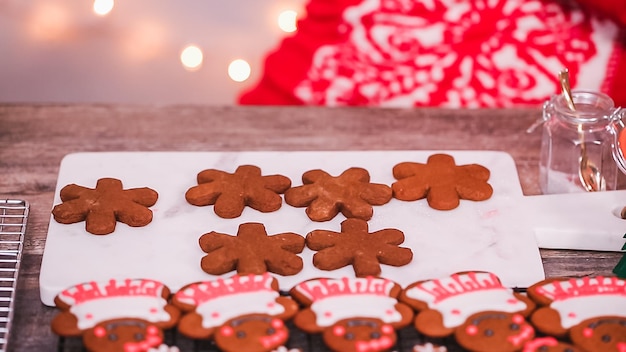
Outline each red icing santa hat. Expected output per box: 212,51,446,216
173,273,286,329
293,277,404,327
532,276,626,329
56,278,172,330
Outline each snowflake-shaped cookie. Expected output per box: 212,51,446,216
199,222,305,276
185,165,291,219
51,178,158,235
306,218,413,277
284,167,392,222
392,154,493,210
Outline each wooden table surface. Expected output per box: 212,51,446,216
1,104,624,351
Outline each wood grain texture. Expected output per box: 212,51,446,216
1,104,623,351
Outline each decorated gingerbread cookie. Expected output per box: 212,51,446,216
198,222,305,276
185,165,291,218
284,167,392,221
51,278,180,352
172,273,299,352
306,218,413,277
290,277,414,352
527,276,626,351
399,271,535,341
392,153,493,210
52,178,158,235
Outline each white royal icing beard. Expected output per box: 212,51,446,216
406,288,526,328
311,294,401,327
70,296,170,330
196,291,285,328
552,295,626,329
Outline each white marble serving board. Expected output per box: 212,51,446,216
39,151,545,306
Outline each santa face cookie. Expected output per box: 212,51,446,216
527,276,626,341
455,311,535,352
290,277,414,352
399,272,535,339
172,273,298,352
50,279,180,352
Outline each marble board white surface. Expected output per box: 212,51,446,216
39,151,545,306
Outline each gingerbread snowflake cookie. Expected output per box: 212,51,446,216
52,177,158,235
290,277,414,352
306,218,412,277
284,167,392,221
51,278,180,352
392,153,493,210
199,222,305,276
173,273,299,352
185,165,291,218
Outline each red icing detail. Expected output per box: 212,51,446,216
415,272,504,303
381,324,394,334
466,325,478,336
211,311,220,319
149,307,158,314
123,331,161,352
333,325,346,336
85,313,93,320
147,325,159,335
219,325,234,337
271,319,284,329
513,314,524,324
617,342,626,352
524,337,558,350
535,276,626,301
294,277,394,302
507,323,534,346
59,279,164,305
93,326,107,338
568,312,577,319
451,309,461,315
324,311,333,318
174,273,275,306
583,327,594,338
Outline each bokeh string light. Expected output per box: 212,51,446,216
16,0,304,104
180,45,204,71
93,0,114,16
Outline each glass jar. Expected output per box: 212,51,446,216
539,91,625,194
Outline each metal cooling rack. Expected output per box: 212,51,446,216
0,200,28,352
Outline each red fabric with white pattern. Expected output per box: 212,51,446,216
239,0,626,108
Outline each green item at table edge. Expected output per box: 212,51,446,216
612,234,626,278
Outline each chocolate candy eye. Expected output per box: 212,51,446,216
345,332,355,340
370,332,381,339
108,333,118,341
483,329,494,337
601,334,611,343
134,333,144,341
266,327,276,335
509,323,520,331
538,347,548,352
236,331,247,339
